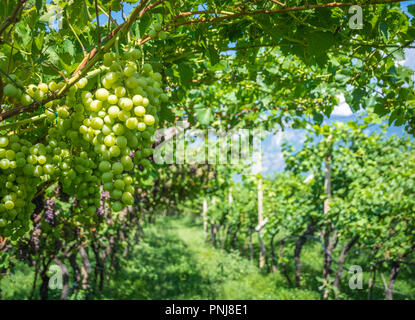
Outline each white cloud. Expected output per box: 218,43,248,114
332,93,353,117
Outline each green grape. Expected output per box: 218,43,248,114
112,162,124,175
108,105,121,118
104,135,116,147
0,137,9,148
134,106,146,117
109,145,121,157
108,94,118,104
144,115,155,126
102,171,114,183
99,161,111,172
112,124,125,136
0,159,10,170
4,84,19,97
114,179,125,190
114,86,126,98
112,201,123,212
137,122,146,131
126,117,138,130
96,88,110,101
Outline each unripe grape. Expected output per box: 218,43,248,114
102,171,113,183
126,117,138,130
130,48,142,60
123,65,136,77
99,160,111,172
134,106,146,117
37,155,46,164
149,29,157,39
102,77,112,89
96,88,110,101
76,78,88,89
108,105,120,118
114,179,125,190
49,81,59,91
104,135,116,147
38,83,49,93
125,76,139,89
121,156,133,171
123,176,133,185
0,159,10,170
144,114,155,126
118,111,130,122
90,100,103,112
119,97,133,111
91,117,104,130
44,164,55,175
0,137,9,148
137,122,146,131
112,201,123,212
21,93,33,106
112,162,124,175
33,165,43,177
152,72,162,82
122,192,133,205
108,94,118,104
114,86,126,98
116,136,128,149
142,97,150,107
112,123,125,136
103,182,114,191
159,93,168,102
143,64,153,74
4,84,19,97
4,200,14,210
109,145,121,157
57,107,69,118
102,124,112,136
132,95,143,106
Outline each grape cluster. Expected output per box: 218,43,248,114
0,44,168,237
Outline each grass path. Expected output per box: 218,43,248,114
101,216,319,299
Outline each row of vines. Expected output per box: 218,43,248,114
1,0,415,299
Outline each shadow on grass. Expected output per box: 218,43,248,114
99,218,217,300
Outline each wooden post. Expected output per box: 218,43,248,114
202,198,208,239
257,152,265,269
323,134,334,299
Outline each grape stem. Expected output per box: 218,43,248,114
0,113,47,132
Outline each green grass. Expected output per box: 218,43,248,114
99,216,319,300
2,215,414,300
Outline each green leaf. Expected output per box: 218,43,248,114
36,0,43,11
195,108,212,125
159,106,175,123
408,4,415,16
178,63,193,85
207,45,219,66
63,39,75,57
380,22,389,41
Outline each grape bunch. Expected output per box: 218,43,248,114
0,43,168,238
